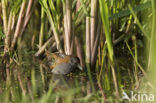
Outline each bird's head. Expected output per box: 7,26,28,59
70,56,83,71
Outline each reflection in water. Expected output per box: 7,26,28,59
51,74,70,87
47,73,94,95
50,74,89,88
0,59,96,102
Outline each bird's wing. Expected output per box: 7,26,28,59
52,63,72,74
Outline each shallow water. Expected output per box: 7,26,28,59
0,54,137,103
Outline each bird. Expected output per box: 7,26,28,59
45,51,83,75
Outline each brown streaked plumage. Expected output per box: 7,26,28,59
45,51,83,75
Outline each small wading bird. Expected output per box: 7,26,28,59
45,51,83,75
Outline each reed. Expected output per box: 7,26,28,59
0,0,155,102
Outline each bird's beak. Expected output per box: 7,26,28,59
77,64,83,71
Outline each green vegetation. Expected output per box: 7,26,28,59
0,0,156,103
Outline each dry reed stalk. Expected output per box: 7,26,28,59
86,17,91,63
11,0,36,50
27,80,35,103
97,81,106,101
20,0,37,37
17,71,26,97
6,64,10,85
46,11,63,53
90,0,98,51
76,0,80,12
4,12,13,52
35,37,55,56
111,64,119,98
25,0,33,18
11,1,26,50
91,17,101,67
35,35,64,56
11,14,15,30
75,36,85,67
64,0,72,55
1,0,8,35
